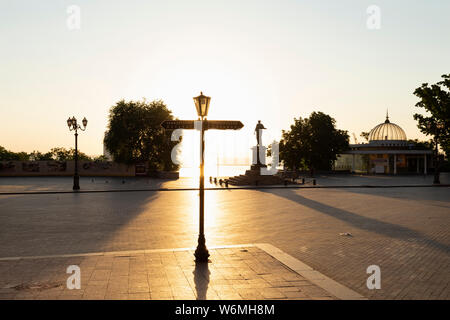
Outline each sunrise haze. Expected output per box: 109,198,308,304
1,0,449,162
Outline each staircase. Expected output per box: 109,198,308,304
227,168,287,186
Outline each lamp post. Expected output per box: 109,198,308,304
67,116,88,190
161,94,243,262
427,120,444,184
193,92,211,262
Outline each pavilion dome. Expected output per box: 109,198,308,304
368,114,407,142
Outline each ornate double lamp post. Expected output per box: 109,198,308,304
67,116,88,190
193,92,211,262
427,120,444,184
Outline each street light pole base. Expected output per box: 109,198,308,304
433,173,440,184
194,234,210,262
73,175,80,190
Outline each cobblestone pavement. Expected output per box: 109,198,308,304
0,246,336,300
0,177,449,299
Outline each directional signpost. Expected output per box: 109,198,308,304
160,120,195,130
161,93,244,262
161,120,243,130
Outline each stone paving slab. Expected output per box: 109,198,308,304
0,245,344,300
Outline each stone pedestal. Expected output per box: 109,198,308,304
250,163,267,171
251,146,267,167
227,154,286,186
226,132,288,185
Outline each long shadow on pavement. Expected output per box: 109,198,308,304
258,188,450,255
193,262,210,300
342,186,450,205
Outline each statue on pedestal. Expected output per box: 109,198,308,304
252,120,267,169
226,120,286,185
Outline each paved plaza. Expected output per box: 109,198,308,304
0,173,449,193
0,245,352,300
0,175,449,299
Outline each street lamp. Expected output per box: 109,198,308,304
161,93,243,262
426,120,444,184
193,92,211,262
194,92,211,119
67,116,87,190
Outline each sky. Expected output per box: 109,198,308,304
1,0,449,165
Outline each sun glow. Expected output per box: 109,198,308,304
176,128,254,178
186,188,224,231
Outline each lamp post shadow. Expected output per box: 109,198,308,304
193,261,210,300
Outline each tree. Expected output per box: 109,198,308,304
360,132,370,142
413,74,450,158
279,112,349,173
49,147,92,161
29,150,53,161
0,146,29,161
407,139,434,150
49,147,71,161
0,146,13,161
104,99,179,171
92,155,109,162
0,146,92,161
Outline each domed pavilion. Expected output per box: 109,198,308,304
336,113,433,174
368,116,407,143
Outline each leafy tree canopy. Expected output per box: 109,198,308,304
48,147,92,161
413,74,450,157
360,132,370,142
103,99,179,171
0,146,93,161
0,146,29,161
407,139,434,150
279,111,349,172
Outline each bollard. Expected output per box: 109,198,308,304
313,179,316,185
302,178,305,184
